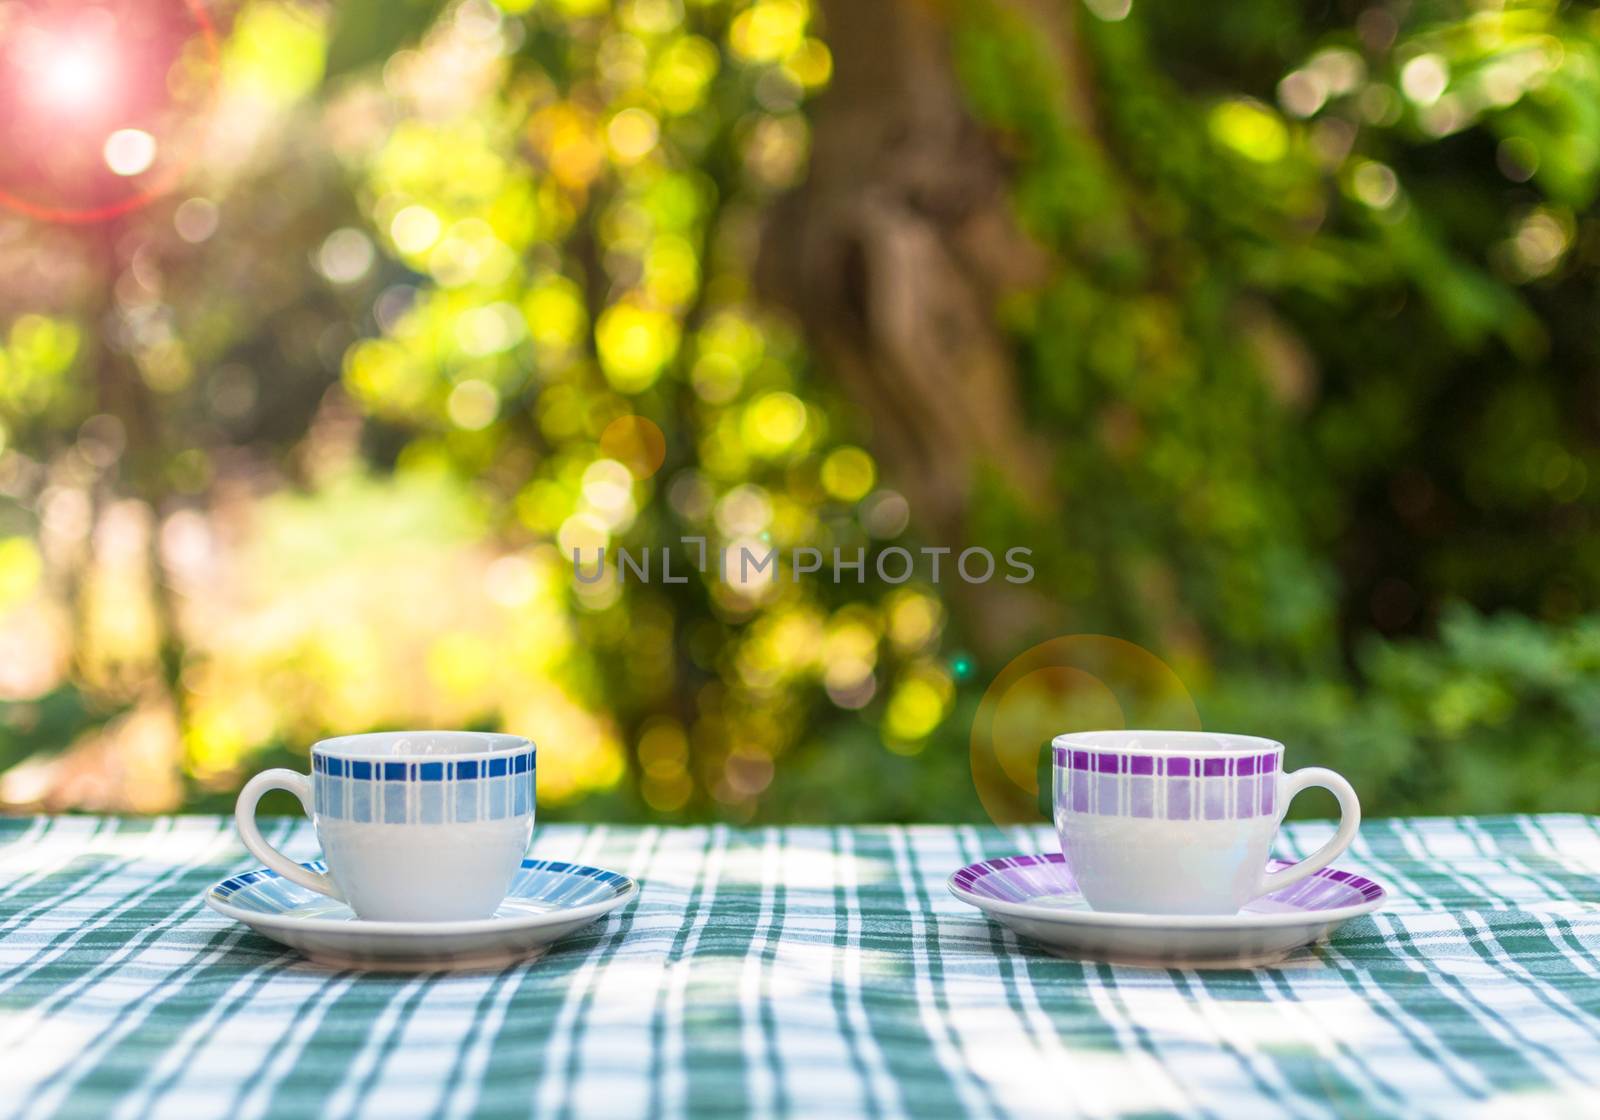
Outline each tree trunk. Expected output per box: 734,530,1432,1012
758,0,1077,655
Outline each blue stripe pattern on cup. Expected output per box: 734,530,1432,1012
1053,746,1278,821
311,748,535,824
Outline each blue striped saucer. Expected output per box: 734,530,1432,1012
205,858,637,971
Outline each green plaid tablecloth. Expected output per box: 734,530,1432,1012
3,816,1600,1118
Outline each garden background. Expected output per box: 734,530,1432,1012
1,0,1598,824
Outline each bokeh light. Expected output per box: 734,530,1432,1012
102,130,157,177
599,415,668,480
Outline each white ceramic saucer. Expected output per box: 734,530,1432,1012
948,852,1385,968
205,858,637,971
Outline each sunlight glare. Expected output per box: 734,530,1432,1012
23,32,117,114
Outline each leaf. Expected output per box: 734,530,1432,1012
322,0,446,85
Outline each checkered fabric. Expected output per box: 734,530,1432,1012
2,815,1600,1118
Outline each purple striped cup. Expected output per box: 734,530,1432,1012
1051,730,1360,915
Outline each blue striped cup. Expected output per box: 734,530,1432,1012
235,731,536,921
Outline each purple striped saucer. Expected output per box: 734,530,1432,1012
948,852,1386,968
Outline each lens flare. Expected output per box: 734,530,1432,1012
969,635,1202,825
0,1,221,223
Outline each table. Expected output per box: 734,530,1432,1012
2,816,1599,1118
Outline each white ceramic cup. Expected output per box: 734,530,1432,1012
235,731,536,922
1051,730,1359,915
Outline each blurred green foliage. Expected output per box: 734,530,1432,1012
0,0,1598,821
1202,608,1600,816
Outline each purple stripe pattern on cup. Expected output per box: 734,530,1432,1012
1053,746,1280,821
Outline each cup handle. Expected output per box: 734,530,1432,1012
1252,767,1361,901
234,769,344,901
